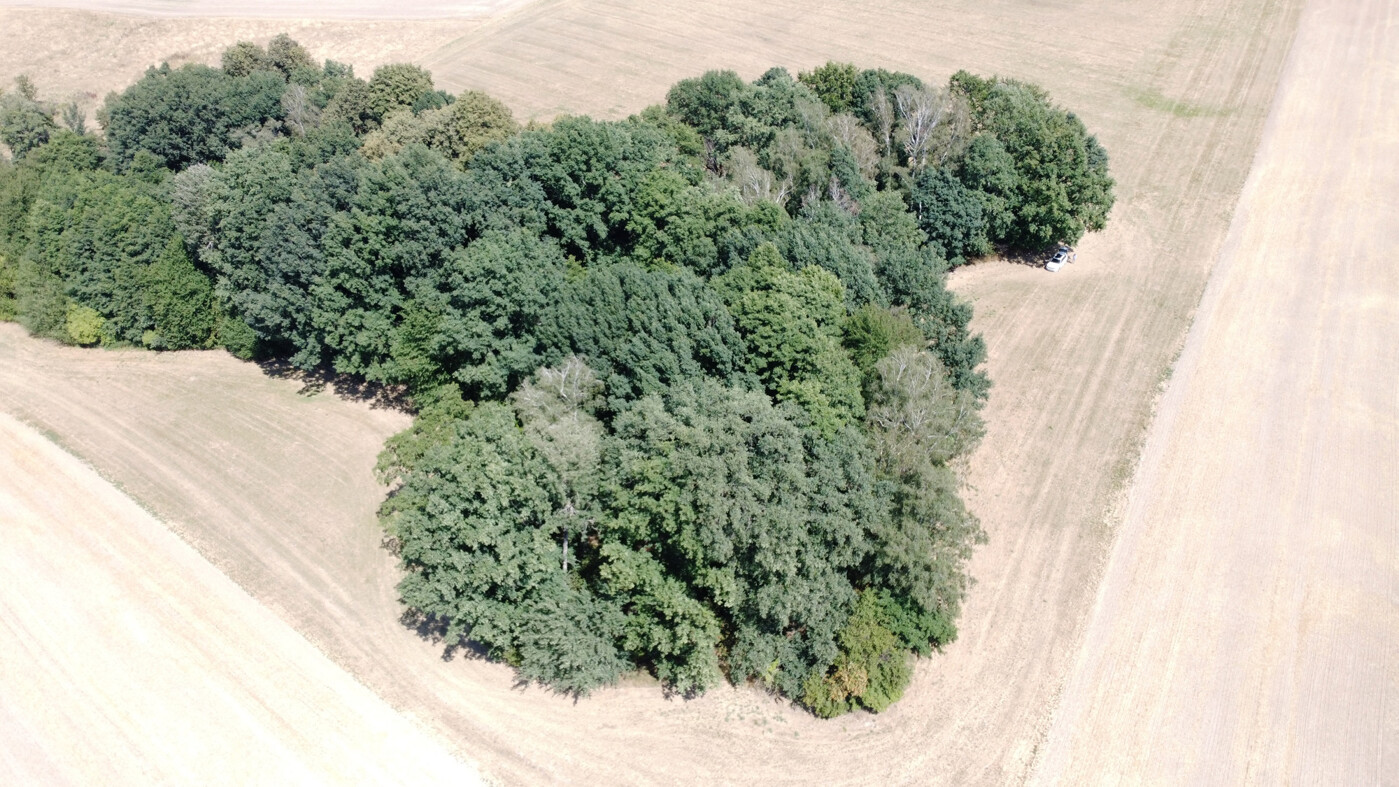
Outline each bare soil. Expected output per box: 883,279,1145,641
0,0,1338,782
1032,0,1399,780
0,411,480,784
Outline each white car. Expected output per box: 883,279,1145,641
1045,246,1071,272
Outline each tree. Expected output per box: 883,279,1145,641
782,202,882,308
102,63,286,170
361,90,518,167
221,41,273,77
951,71,1115,247
60,102,85,135
595,380,878,697
956,132,1019,242
312,144,472,379
802,590,912,716
323,76,378,133
464,116,681,261
266,34,317,80
596,541,723,695
397,229,566,399
65,303,103,345
144,236,216,349
170,163,217,255
625,167,758,276
908,167,990,261
428,90,518,163
716,243,863,434
542,261,748,403
893,84,947,170
203,142,330,363
863,346,986,639
0,88,56,160
511,357,604,573
799,61,860,114
842,302,925,399
666,69,750,150
14,75,38,101
378,400,567,656
281,84,320,136
0,251,14,321
513,586,629,695
824,113,880,180
17,165,176,345
853,67,924,132
873,245,989,400
367,63,435,121
665,68,817,164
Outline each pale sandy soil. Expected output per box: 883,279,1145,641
1031,0,1399,781
0,0,1321,783
0,411,481,784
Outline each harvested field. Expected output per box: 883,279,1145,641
0,0,1339,782
7,0,516,18
0,411,480,784
0,7,486,124
1032,0,1399,780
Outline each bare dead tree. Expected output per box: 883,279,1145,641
703,136,721,174
829,176,860,215
726,147,773,204
281,84,320,137
870,86,895,158
825,113,880,179
894,84,947,170
511,356,603,573
61,102,85,135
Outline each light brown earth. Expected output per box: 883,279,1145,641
0,0,1369,782
1032,0,1399,781
0,411,481,784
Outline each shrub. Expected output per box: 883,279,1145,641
65,304,103,345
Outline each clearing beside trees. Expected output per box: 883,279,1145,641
0,0,1348,782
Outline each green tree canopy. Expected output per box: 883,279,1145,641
951,71,1115,247
716,243,863,434
0,53,1127,718
367,63,436,121
102,63,286,170
909,166,991,261
0,86,56,161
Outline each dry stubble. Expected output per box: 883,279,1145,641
0,0,1318,782
0,411,480,785
1032,0,1399,780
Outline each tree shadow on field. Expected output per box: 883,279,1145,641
994,245,1053,269
255,359,414,413
396,606,590,703
398,608,491,664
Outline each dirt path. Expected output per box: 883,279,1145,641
0,412,480,784
1031,0,1399,781
0,0,1309,783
